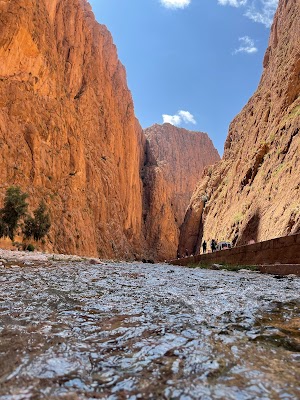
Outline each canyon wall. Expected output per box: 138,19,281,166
0,0,146,258
179,0,300,256
143,124,219,260
0,0,219,260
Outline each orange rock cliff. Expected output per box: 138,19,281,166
0,0,219,259
179,0,300,256
143,124,219,260
0,0,146,258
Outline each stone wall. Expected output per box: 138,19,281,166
171,233,300,267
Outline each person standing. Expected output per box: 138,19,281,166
210,239,217,252
202,240,207,254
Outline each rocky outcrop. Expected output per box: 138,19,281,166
0,0,146,258
143,124,219,260
179,0,300,255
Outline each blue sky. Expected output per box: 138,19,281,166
89,0,278,155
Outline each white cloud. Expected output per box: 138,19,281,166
160,0,191,9
162,114,182,125
218,0,247,7
178,110,196,124
233,36,258,54
218,0,278,27
162,110,196,126
245,0,278,27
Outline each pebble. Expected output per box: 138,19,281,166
210,263,222,270
89,258,104,265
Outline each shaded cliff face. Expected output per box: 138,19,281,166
0,0,146,258
179,0,300,255
143,124,220,260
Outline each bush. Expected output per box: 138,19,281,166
23,200,51,241
0,186,28,240
33,201,51,241
26,244,35,252
0,188,51,245
0,217,7,238
23,216,35,239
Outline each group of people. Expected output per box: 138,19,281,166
201,239,217,253
176,239,218,258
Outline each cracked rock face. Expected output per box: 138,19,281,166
0,0,220,260
0,0,146,258
179,0,300,256
143,124,219,260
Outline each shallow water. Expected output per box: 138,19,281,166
0,261,299,399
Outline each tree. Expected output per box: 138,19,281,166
23,200,51,241
0,186,28,240
23,215,35,240
0,217,7,238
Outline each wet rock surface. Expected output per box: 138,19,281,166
0,261,299,399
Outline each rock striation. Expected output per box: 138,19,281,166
0,0,219,260
0,0,146,258
143,124,219,260
179,0,300,256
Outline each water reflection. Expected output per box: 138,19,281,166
0,262,299,399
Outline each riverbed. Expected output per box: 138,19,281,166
0,255,299,399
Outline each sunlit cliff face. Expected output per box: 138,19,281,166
143,123,219,260
0,0,221,260
0,0,146,258
179,0,300,255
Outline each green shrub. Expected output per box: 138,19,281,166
289,105,300,118
0,187,51,244
23,200,51,241
0,217,7,238
233,212,243,224
23,216,35,239
26,244,35,252
0,186,28,240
